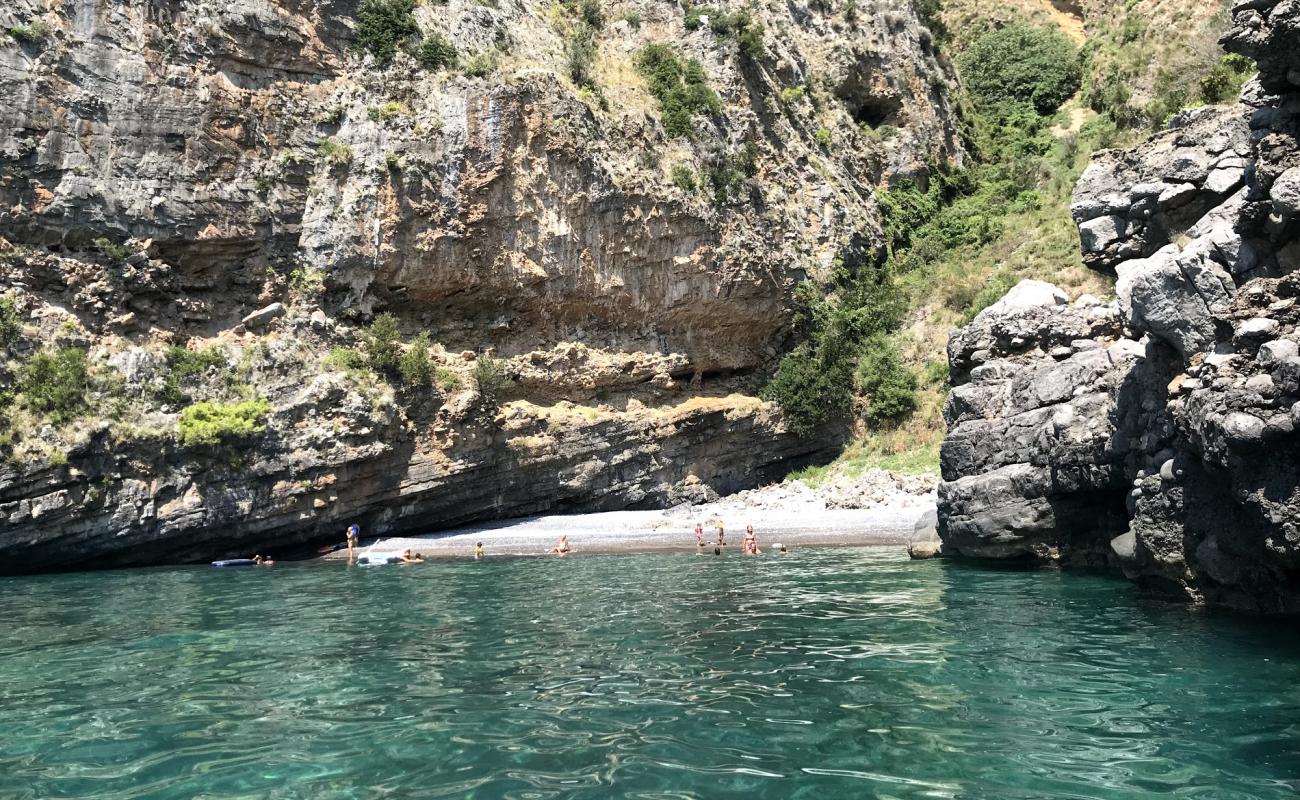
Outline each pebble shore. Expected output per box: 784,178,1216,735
324,470,938,559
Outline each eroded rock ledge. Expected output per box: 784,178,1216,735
938,0,1300,612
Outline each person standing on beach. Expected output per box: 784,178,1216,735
474,542,484,559
715,523,725,547
743,525,757,555
346,524,360,560
694,522,704,547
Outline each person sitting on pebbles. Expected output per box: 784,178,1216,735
550,535,571,556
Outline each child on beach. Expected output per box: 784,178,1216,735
474,542,484,559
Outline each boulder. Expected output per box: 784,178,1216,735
241,303,286,332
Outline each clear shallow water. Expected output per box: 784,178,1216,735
2,549,1299,799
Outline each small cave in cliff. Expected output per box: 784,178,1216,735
851,97,903,129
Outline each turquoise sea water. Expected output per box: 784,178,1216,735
1,548,1298,799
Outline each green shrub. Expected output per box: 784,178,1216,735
364,312,403,376
0,296,21,352
700,146,755,206
398,333,433,387
435,367,463,392
368,101,410,122
671,164,697,191
463,52,497,78
779,86,805,105
20,348,89,424
1199,54,1255,104
958,24,1081,115
324,346,368,377
684,5,762,55
856,336,917,424
160,345,227,405
178,398,271,448
636,44,721,138
564,0,604,29
317,138,353,167
472,355,512,407
815,127,831,147
415,33,458,70
922,359,949,388
93,238,134,260
620,9,642,28
355,0,419,65
7,22,51,44
761,343,854,434
913,0,948,44
566,21,597,89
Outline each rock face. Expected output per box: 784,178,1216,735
938,0,1300,612
0,1,961,570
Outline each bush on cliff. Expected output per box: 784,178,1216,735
355,0,419,65
0,295,20,353
364,313,403,376
19,347,89,424
636,44,721,138
159,345,227,406
856,336,917,424
178,398,271,448
472,355,512,408
761,343,854,435
398,333,434,388
415,34,458,71
958,24,1080,115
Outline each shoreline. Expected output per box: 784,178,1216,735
322,502,936,561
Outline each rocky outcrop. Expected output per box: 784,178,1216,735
938,0,1300,612
0,0,961,571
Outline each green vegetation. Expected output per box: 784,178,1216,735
363,312,403,376
317,138,353,167
619,9,642,28
699,142,757,206
324,346,368,379
463,51,497,78
1199,53,1256,104
19,348,89,425
0,296,20,352
178,398,270,448
398,333,433,387
355,0,419,65
683,6,764,57
159,345,227,406
435,367,462,393
815,127,831,147
958,24,1080,115
778,86,805,106
566,22,598,91
7,21,51,44
635,44,721,139
671,164,696,191
93,238,134,260
368,101,410,122
761,268,903,434
855,335,917,424
472,355,512,407
415,34,458,71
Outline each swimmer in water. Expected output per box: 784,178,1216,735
398,549,424,564
253,554,274,566
474,542,484,559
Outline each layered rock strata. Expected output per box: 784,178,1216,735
0,0,961,570
939,0,1300,612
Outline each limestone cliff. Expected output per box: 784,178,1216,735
0,0,961,570
937,0,1300,612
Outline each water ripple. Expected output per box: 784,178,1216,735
1,549,1299,798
